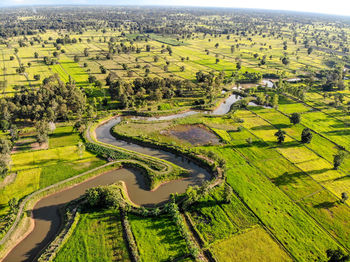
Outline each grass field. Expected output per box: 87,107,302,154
54,209,130,262
113,113,349,260
211,227,292,262
129,214,189,262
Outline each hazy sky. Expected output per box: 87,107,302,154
1,0,350,16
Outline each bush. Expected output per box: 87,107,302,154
85,186,121,208
85,142,129,160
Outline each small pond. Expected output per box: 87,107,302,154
168,124,220,145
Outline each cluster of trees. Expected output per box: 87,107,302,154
0,75,91,157
234,71,262,83
278,82,308,101
0,74,87,125
255,92,279,108
317,68,346,91
107,76,196,109
84,186,122,209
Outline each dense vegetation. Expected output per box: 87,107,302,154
0,5,349,262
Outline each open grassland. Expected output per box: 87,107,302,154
129,214,189,262
211,227,292,262
54,209,130,262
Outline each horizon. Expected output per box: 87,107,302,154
0,1,349,18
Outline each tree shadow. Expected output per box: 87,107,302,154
273,140,301,148
49,131,74,139
313,201,337,209
233,140,269,148
251,123,290,130
273,167,333,186
272,171,307,186
325,129,350,136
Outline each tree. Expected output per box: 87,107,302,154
282,57,290,66
223,184,233,203
35,120,49,146
272,94,279,108
8,197,18,212
77,141,85,159
289,112,301,125
307,47,313,55
84,186,121,208
341,192,348,203
183,186,200,209
0,154,12,178
74,55,80,63
215,43,219,48
88,75,97,84
100,65,107,74
301,128,313,144
274,129,286,144
84,48,89,57
10,125,19,142
34,74,41,81
333,150,347,170
0,138,11,155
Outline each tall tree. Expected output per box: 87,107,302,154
274,129,286,144
301,128,313,144
289,113,301,125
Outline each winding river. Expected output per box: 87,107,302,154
2,93,242,262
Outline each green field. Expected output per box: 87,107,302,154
211,227,292,262
0,7,349,262
129,214,189,261
54,209,130,262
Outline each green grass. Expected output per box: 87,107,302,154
129,214,189,262
189,193,239,244
110,113,350,258
211,227,292,262
202,146,340,261
39,157,105,188
54,209,130,262
0,168,41,215
49,126,81,148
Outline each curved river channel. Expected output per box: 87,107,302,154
3,94,241,262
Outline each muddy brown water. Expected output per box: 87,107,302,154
3,117,211,262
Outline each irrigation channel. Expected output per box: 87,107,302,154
2,91,260,262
